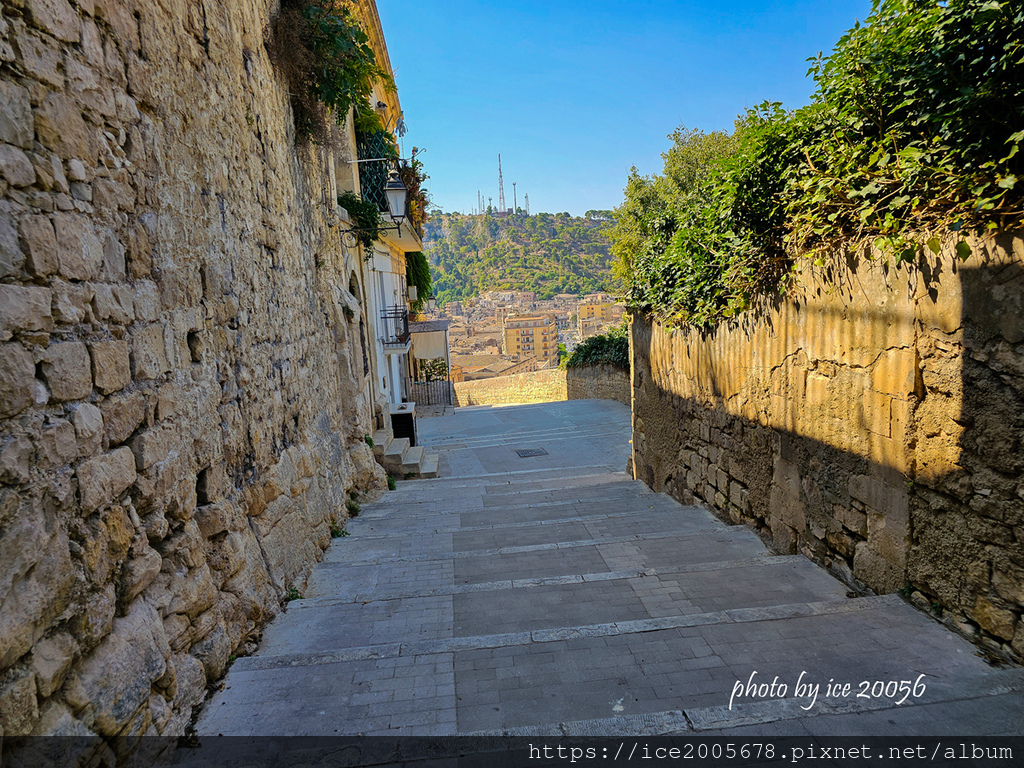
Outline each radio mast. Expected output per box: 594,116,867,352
497,154,506,214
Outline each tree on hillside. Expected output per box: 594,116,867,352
423,211,619,305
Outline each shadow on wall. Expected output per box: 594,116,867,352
630,233,1024,660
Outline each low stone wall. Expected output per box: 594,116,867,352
455,369,567,406
631,232,1024,661
566,365,630,405
0,0,383,745
454,365,632,407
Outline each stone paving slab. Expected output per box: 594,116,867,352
347,503,699,539
300,556,792,604
451,600,995,732
307,559,453,601
197,399,1021,739
454,545,612,585
257,595,455,654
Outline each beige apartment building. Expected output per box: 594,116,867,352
503,313,559,364
578,299,625,340
578,300,624,323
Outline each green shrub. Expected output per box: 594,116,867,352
565,324,629,370
617,0,1024,327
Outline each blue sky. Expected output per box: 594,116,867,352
377,1,874,217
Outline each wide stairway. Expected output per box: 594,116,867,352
197,400,1023,738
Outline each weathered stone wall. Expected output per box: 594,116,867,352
454,369,567,406
566,364,629,405
0,0,385,744
454,367,631,407
631,232,1024,661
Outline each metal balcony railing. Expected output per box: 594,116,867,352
356,130,394,214
380,305,410,348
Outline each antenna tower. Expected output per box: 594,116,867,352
512,182,517,215
477,190,484,216
524,193,530,216
497,154,506,213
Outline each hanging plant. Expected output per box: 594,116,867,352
399,154,431,238
405,251,432,312
338,191,385,252
267,0,395,143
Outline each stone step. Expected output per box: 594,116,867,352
380,437,409,472
482,479,653,499
481,472,638,495
479,484,663,510
371,430,390,457
418,452,439,479
400,445,425,475
423,424,627,451
382,468,629,500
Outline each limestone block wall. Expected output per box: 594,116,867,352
0,0,385,744
453,367,631,407
566,364,630,405
631,232,1024,661
454,369,567,406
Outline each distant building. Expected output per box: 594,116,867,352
452,354,518,381
578,299,625,340
503,313,558,364
482,290,536,304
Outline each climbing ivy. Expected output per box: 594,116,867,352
617,0,1023,327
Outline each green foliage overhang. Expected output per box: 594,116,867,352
615,0,1023,328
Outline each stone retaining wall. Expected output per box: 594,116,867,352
631,233,1024,661
453,366,631,407
566,364,630,405
0,0,383,745
454,369,567,406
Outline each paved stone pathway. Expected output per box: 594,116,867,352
197,400,1024,737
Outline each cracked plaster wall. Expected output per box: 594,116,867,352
630,232,1024,662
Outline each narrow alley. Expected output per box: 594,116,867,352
196,400,1023,739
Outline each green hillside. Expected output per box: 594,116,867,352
424,211,618,305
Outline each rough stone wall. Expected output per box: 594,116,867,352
454,367,631,407
566,364,629,405
631,232,1024,661
454,369,567,406
0,0,385,745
